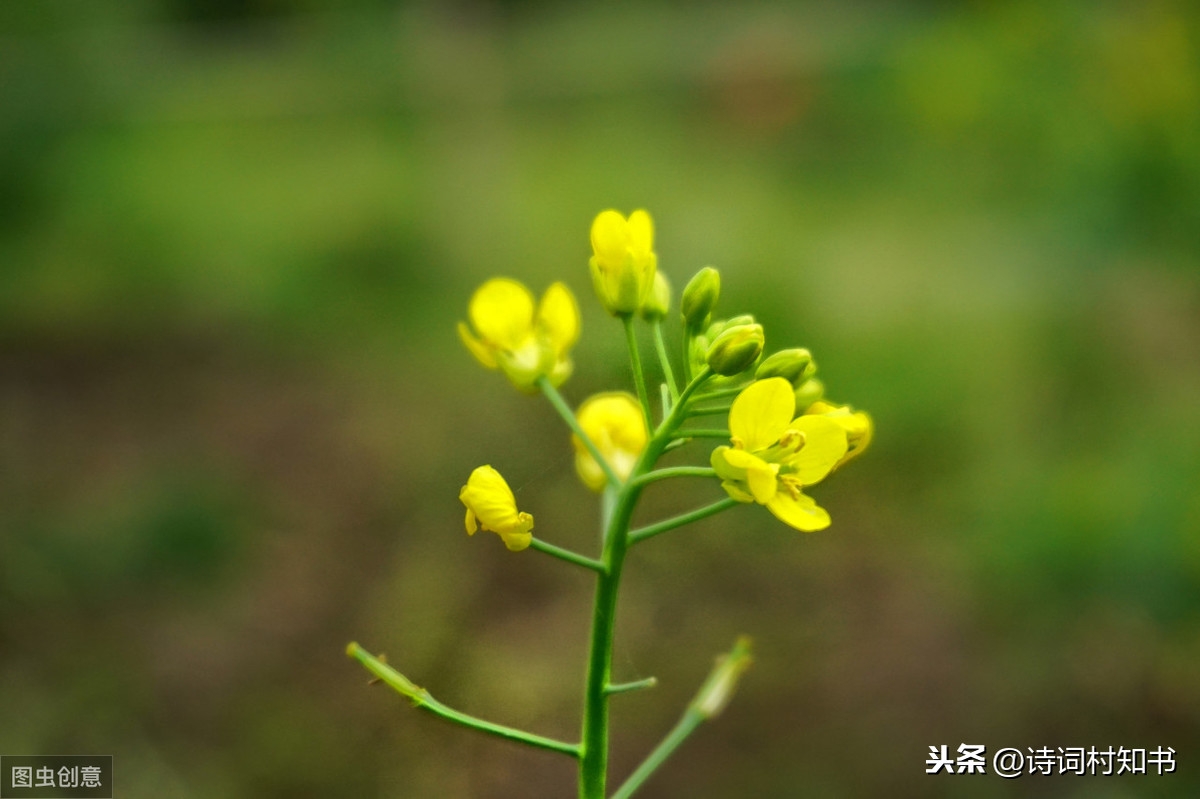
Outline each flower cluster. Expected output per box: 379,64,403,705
456,208,872,542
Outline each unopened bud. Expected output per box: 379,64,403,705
755,348,814,384
706,323,764,376
793,378,825,411
706,314,754,341
681,267,720,330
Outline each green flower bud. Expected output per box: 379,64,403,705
706,323,764,376
640,271,671,321
681,267,720,330
705,314,755,341
793,378,825,412
755,348,814,384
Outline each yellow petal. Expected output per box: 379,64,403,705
627,209,654,256
468,278,535,351
746,461,779,504
502,531,532,551
729,378,795,452
710,445,745,481
574,451,607,493
720,480,755,503
460,465,522,533
500,512,534,551
590,210,629,267
537,282,580,354
783,415,848,486
721,447,769,471
464,507,477,534
766,491,831,532
457,321,498,369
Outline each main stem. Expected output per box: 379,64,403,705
578,369,711,798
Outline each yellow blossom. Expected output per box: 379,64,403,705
805,400,873,470
710,377,848,531
572,392,648,491
460,465,534,551
589,209,657,315
458,278,580,391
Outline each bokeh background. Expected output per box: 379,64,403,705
2,1,1198,796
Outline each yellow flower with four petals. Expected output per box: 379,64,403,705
460,465,534,551
710,377,848,531
458,278,580,391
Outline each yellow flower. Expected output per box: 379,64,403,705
458,278,580,391
710,377,848,531
804,400,873,470
572,392,648,491
589,209,657,315
460,465,534,551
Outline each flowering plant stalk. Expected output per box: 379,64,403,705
348,209,872,798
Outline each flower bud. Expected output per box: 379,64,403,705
640,271,671,321
705,314,754,342
589,209,657,316
755,348,814,384
681,267,720,330
706,323,764,376
793,378,825,412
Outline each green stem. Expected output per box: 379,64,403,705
610,637,754,799
528,537,606,574
693,384,749,401
578,368,714,798
622,316,654,428
628,498,740,545
347,643,580,758
685,403,732,418
539,377,622,488
651,320,680,401
682,328,696,382
605,677,657,696
674,428,730,439
631,466,717,488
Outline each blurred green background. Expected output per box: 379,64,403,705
2,1,1198,796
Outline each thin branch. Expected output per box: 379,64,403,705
347,643,581,758
651,319,680,401
631,466,717,488
674,428,730,439
605,677,658,696
628,497,740,545
528,537,606,574
538,377,622,488
610,637,754,799
623,316,653,426
684,403,732,418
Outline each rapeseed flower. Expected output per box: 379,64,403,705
710,377,847,531
460,465,534,551
572,392,648,491
589,209,657,315
458,278,579,391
